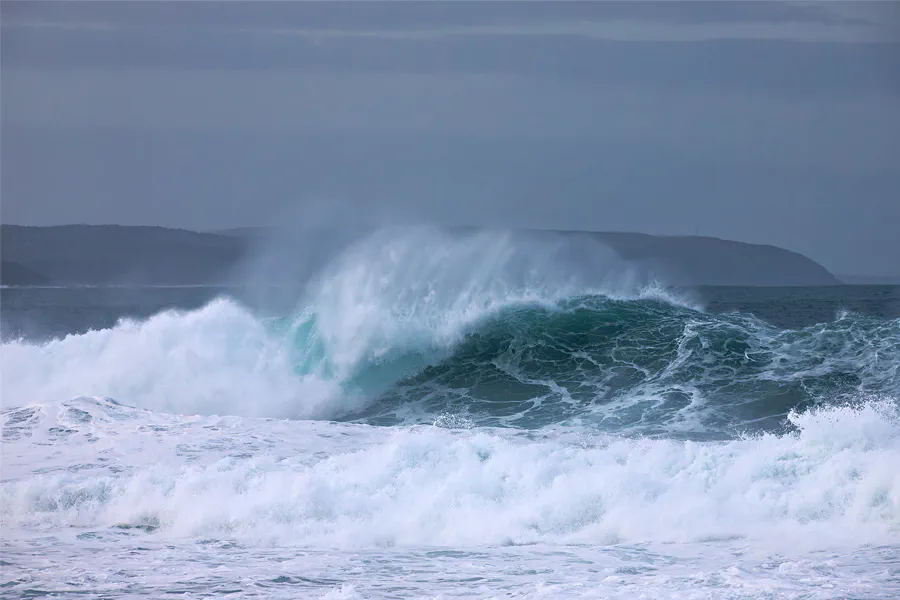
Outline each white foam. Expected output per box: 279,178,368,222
0,299,343,419
3,399,897,550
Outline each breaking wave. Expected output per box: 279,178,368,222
1,228,897,438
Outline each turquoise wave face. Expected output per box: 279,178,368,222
277,295,899,435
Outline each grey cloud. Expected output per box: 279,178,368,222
3,30,898,97
1,1,873,33
4,68,898,176
3,1,897,97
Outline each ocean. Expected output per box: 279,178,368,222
2,229,899,599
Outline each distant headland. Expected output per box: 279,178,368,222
1,224,842,287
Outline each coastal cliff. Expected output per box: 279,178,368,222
1,225,840,287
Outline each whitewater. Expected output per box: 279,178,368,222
2,228,899,598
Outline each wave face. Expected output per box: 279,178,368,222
345,297,899,434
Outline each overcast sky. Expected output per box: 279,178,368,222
2,1,898,277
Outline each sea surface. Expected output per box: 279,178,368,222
2,229,899,599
